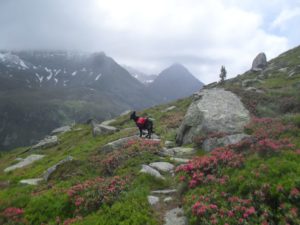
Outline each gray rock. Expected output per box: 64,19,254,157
43,156,73,181
20,178,43,185
32,136,58,149
100,119,116,126
176,88,250,145
101,136,139,153
164,207,188,225
203,133,250,152
165,141,175,148
51,126,71,135
93,124,119,136
140,165,165,180
151,189,177,195
148,195,159,205
164,197,173,203
251,52,267,71
245,87,265,94
149,162,174,172
170,157,189,164
162,106,177,112
161,147,196,157
4,154,45,172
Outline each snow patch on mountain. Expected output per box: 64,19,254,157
35,73,44,83
95,73,102,81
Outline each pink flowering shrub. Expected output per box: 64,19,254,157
245,117,294,140
102,139,161,175
66,176,128,216
186,192,259,224
1,207,26,224
243,117,296,155
176,147,244,188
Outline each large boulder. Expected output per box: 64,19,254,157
251,52,267,71
202,133,250,152
176,89,250,145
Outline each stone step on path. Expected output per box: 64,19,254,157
144,160,188,225
148,188,187,225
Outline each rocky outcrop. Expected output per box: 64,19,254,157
32,136,58,149
176,89,250,145
43,156,73,181
251,52,267,71
4,154,45,172
202,133,250,152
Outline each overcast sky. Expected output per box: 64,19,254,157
0,0,299,83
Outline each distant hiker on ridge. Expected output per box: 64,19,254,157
130,111,154,139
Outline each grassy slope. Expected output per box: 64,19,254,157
0,46,300,225
0,97,193,225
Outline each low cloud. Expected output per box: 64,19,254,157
0,0,297,83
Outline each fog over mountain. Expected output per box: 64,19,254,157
0,0,299,83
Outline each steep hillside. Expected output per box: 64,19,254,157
148,63,204,104
0,51,157,151
221,45,300,117
0,46,300,225
123,65,158,85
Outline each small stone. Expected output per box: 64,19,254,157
164,207,187,225
165,141,175,148
151,189,177,195
160,147,196,157
148,195,159,205
140,165,165,180
170,157,189,164
93,124,119,136
164,197,173,203
101,136,139,153
51,126,71,135
149,162,174,172
100,119,116,126
20,178,43,185
162,106,176,112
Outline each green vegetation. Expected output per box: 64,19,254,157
1,46,300,224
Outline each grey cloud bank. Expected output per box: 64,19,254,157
0,0,299,83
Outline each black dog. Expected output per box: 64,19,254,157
130,111,153,138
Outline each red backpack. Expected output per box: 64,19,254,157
136,117,146,127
